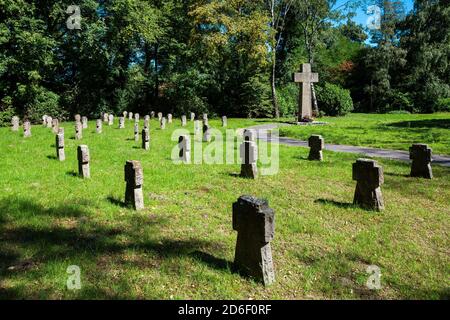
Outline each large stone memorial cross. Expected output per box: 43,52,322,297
293,63,319,121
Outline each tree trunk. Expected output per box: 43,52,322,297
269,1,279,119
311,83,319,117
309,56,319,118
271,51,279,119
154,43,159,104
143,43,152,110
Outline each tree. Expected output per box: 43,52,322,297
399,0,450,112
189,0,272,117
290,0,342,115
339,19,368,43
265,0,295,118
360,0,407,112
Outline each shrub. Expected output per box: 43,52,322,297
386,90,414,113
276,84,298,117
416,81,450,113
315,82,354,116
437,98,450,112
0,96,15,127
163,70,209,116
239,75,272,118
25,88,63,123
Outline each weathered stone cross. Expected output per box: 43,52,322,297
293,63,319,121
124,160,144,211
352,159,384,211
232,195,275,286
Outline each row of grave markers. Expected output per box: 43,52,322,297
53,122,434,215
11,114,436,195
9,115,436,286
11,112,228,138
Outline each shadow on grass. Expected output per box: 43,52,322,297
315,199,356,209
0,198,88,219
384,172,410,178
191,250,231,271
226,172,259,180
387,119,450,129
47,155,57,160
66,171,79,177
293,155,309,161
190,251,258,282
227,173,241,178
106,196,127,208
0,197,225,299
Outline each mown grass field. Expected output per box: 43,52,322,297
279,113,450,155
0,116,449,300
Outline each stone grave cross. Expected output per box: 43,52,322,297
232,195,275,286
293,63,318,121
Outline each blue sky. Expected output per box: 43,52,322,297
334,0,415,26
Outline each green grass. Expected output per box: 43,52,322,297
0,117,449,300
279,113,450,155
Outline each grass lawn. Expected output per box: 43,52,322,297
278,113,450,156
0,117,449,300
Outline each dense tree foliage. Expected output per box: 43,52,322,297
0,0,448,124
351,0,449,113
